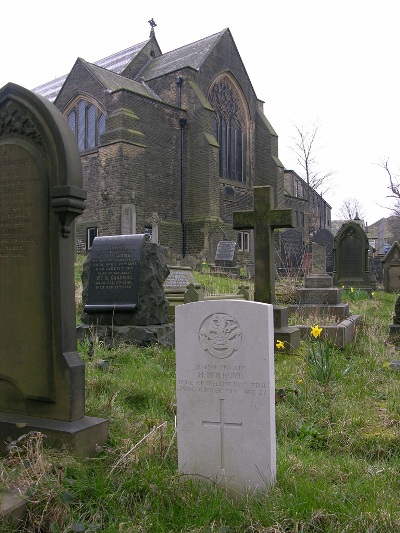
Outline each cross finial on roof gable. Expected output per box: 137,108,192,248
148,18,157,37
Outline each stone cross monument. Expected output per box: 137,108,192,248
233,185,301,351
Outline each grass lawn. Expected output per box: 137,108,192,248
1,264,400,532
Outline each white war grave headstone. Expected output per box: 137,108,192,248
176,299,276,493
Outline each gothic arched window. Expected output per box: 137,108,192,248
209,76,248,183
66,98,105,151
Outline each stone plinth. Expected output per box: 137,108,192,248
304,275,333,288
273,306,301,353
0,413,109,457
296,287,341,305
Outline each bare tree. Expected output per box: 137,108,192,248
376,158,400,215
336,197,366,220
290,120,335,198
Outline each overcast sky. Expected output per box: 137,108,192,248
1,0,398,226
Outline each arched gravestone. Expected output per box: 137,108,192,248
0,83,108,455
333,221,372,290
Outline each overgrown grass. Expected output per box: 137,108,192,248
2,270,400,531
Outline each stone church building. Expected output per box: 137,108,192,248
33,23,330,261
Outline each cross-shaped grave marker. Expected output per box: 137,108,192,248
233,185,295,304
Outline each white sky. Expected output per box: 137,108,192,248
1,0,399,226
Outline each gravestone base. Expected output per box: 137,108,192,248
288,303,350,321
209,265,241,277
0,488,27,528
273,306,301,353
304,275,333,288
296,287,341,305
77,323,175,347
0,413,109,458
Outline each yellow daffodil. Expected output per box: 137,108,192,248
276,339,285,350
297,379,304,385
351,287,354,293
342,285,345,289
311,325,323,338
371,292,375,297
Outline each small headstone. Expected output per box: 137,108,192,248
215,240,238,268
381,241,400,293
0,83,108,456
176,300,276,493
164,265,197,292
311,242,327,275
313,228,334,274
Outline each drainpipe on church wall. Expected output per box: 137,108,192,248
179,118,187,257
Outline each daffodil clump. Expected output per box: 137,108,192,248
305,324,334,386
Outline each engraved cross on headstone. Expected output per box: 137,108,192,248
202,399,242,469
233,186,294,303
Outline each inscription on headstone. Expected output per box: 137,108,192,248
84,235,147,313
214,240,237,267
164,266,197,290
176,300,276,493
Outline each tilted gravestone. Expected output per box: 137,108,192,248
333,221,372,291
0,83,108,455
176,300,276,493
381,241,400,293
79,235,174,346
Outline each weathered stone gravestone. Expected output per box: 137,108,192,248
333,221,372,291
313,228,334,274
0,83,108,455
214,240,238,268
381,241,400,293
176,300,276,493
233,185,301,352
79,235,174,346
278,228,304,274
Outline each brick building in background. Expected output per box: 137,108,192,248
33,23,330,261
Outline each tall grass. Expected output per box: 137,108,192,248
2,269,400,531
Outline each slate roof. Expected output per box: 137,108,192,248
32,41,149,102
32,30,227,102
141,30,226,80
80,60,161,100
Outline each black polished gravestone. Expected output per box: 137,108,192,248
79,235,174,346
0,83,108,456
84,234,146,313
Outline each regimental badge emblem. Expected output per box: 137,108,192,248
198,313,242,359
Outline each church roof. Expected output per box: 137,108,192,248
80,59,161,100
32,30,227,102
32,40,150,102
140,30,226,80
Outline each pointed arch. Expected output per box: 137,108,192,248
62,93,106,151
208,73,251,183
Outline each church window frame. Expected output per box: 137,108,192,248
63,95,106,151
208,75,250,184
237,231,250,252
